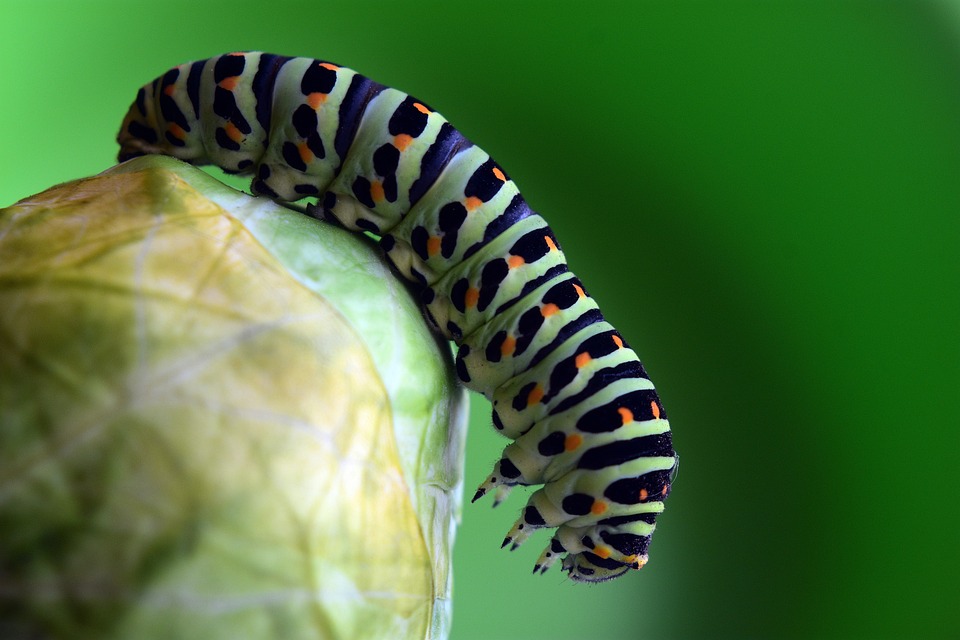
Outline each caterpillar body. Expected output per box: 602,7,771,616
117,52,677,583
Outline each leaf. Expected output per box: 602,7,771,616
0,156,468,640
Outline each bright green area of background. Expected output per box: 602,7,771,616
2,1,958,638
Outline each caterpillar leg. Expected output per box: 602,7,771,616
499,486,567,551
533,537,568,575
501,514,538,551
471,458,519,506
471,476,514,506
304,193,345,227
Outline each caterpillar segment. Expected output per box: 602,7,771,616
117,51,677,583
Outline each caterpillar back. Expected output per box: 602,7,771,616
118,52,678,583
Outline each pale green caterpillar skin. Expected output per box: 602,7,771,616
118,52,677,582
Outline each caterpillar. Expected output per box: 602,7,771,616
117,52,677,583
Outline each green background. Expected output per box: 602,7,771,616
2,1,958,638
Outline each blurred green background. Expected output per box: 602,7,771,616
2,1,958,638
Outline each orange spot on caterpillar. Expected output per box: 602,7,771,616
501,334,516,357
651,401,661,420
575,352,591,368
224,121,243,143
218,76,239,91
298,141,313,164
427,236,441,257
639,488,649,501
593,546,612,559
370,180,385,202
612,334,624,349
573,283,585,298
544,235,558,252
662,484,669,496
394,134,413,151
541,303,560,317
618,407,634,425
492,167,506,181
465,196,483,211
167,123,186,140
526,384,544,407
163,84,176,97
306,92,327,109
590,500,607,515
413,102,431,114
508,255,525,269
319,62,340,71
465,287,480,309
564,434,583,452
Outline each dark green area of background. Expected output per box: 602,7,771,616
3,1,958,638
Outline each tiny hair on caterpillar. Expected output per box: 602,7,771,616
117,52,678,583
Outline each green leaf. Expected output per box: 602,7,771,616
0,156,468,640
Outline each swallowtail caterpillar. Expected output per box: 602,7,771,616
117,52,678,582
